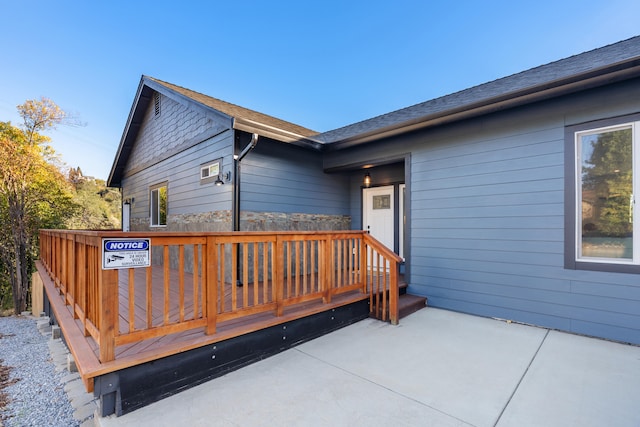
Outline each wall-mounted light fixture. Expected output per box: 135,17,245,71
363,172,371,188
124,197,135,204
215,171,231,186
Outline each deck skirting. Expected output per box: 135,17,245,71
95,298,369,416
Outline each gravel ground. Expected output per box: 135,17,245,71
0,315,77,427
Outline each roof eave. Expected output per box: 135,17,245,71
232,117,324,150
325,57,640,150
107,77,151,188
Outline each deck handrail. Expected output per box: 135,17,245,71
38,229,401,363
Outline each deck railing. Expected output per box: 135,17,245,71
39,230,401,363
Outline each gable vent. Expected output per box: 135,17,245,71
154,92,161,117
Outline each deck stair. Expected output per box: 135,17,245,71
371,277,427,321
398,281,427,319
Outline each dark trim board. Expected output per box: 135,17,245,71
94,299,370,416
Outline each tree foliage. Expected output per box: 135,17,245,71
0,99,78,313
0,99,122,313
581,128,633,237
66,173,121,230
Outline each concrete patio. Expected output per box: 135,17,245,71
97,307,640,427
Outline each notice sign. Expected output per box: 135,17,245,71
102,238,151,270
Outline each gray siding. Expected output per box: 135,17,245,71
122,130,234,228
412,81,640,344
126,93,227,174
325,78,640,345
241,139,350,216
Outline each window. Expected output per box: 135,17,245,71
199,159,221,185
566,113,640,272
150,184,167,227
200,162,220,180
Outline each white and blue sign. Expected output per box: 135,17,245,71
102,238,151,270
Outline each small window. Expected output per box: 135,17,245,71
150,184,167,227
201,162,220,180
200,159,221,184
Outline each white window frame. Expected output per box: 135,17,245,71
200,162,220,180
574,121,639,265
150,183,167,227
200,160,221,184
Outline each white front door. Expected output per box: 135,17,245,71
363,185,395,252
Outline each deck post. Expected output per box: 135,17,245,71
389,263,399,325
98,266,118,363
206,236,217,335
360,236,367,294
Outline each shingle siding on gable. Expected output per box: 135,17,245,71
126,93,222,173
122,127,234,231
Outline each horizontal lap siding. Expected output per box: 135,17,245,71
123,131,233,219
409,95,640,344
241,140,350,215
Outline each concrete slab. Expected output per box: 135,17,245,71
99,347,469,427
95,308,640,427
297,308,547,427
496,330,640,427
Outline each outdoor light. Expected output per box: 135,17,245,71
216,171,231,186
364,172,371,187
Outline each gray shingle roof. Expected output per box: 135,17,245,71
110,36,640,187
146,77,319,139
313,36,640,145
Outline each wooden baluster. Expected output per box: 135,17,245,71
253,242,259,305
98,267,118,363
295,241,301,297
302,240,308,295
193,244,200,320
231,243,238,310
179,245,185,322
219,243,226,313
275,236,284,316
262,242,268,303
163,245,170,325
242,242,249,307
205,236,217,335
128,268,135,333
146,265,153,329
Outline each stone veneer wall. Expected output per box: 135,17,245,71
241,212,351,232
130,211,352,275
130,211,351,233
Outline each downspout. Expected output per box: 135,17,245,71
232,132,259,232
232,132,259,287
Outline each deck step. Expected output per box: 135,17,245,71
398,293,427,319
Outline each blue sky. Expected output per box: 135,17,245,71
1,1,639,180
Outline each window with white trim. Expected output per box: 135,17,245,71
199,159,222,185
573,120,638,267
150,183,167,227
200,161,220,180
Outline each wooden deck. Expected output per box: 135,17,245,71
39,260,368,385
38,230,402,415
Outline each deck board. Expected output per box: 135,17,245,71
37,261,368,387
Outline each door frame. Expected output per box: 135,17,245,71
362,184,405,258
